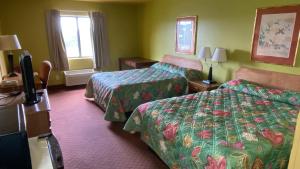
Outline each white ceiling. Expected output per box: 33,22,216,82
74,0,149,3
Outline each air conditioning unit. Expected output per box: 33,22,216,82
64,69,96,86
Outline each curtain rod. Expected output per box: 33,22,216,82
60,9,86,12
59,10,100,13
59,10,90,16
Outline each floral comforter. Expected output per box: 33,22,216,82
124,79,300,169
85,63,201,122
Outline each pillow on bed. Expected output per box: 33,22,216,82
222,79,300,106
151,62,201,80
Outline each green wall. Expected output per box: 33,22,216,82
1,0,299,85
0,0,140,85
138,0,300,82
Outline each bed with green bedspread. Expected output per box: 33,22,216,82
124,79,300,169
85,62,201,122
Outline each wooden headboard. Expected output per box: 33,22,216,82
161,55,203,71
235,67,300,92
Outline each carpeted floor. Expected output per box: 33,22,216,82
48,87,168,169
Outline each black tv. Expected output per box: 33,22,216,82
20,52,40,105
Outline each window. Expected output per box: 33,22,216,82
60,15,93,58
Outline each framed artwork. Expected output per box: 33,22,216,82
251,5,300,66
176,16,197,55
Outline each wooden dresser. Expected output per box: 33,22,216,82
25,90,63,169
23,90,51,138
0,89,63,169
119,57,158,70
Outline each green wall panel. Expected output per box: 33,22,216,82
138,0,300,82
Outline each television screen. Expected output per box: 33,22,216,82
20,52,40,105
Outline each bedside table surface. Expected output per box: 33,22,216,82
188,81,220,93
190,81,220,87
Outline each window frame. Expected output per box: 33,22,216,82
60,13,93,58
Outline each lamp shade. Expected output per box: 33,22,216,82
0,35,22,51
197,47,211,60
212,48,227,62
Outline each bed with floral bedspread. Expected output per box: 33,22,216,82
124,79,300,169
85,62,201,122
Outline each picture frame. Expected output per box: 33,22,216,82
175,16,197,55
251,5,300,66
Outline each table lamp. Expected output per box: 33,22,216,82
212,48,227,63
198,46,214,84
0,35,22,77
198,47,227,84
208,47,227,84
198,47,211,61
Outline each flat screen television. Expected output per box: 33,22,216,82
20,52,40,105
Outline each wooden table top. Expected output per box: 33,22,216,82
23,89,51,114
119,57,158,63
0,72,41,93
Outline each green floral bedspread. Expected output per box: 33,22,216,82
85,63,197,122
124,79,300,169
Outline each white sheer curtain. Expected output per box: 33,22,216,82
89,11,110,70
46,9,69,71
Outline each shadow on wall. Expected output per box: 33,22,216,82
228,48,300,79
213,49,251,81
232,49,300,67
184,47,299,83
229,49,251,66
231,49,300,67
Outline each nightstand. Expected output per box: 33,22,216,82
188,81,220,93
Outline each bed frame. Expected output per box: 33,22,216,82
235,67,300,92
161,55,203,71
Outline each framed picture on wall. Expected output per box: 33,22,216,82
251,5,300,66
175,16,197,55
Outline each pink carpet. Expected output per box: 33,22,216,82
48,87,167,169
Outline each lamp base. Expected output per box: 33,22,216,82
7,72,18,77
202,80,216,85
7,53,17,77
24,94,41,106
204,64,215,84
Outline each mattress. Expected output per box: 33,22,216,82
124,79,300,168
85,62,201,122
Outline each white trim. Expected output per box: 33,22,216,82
60,10,89,17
